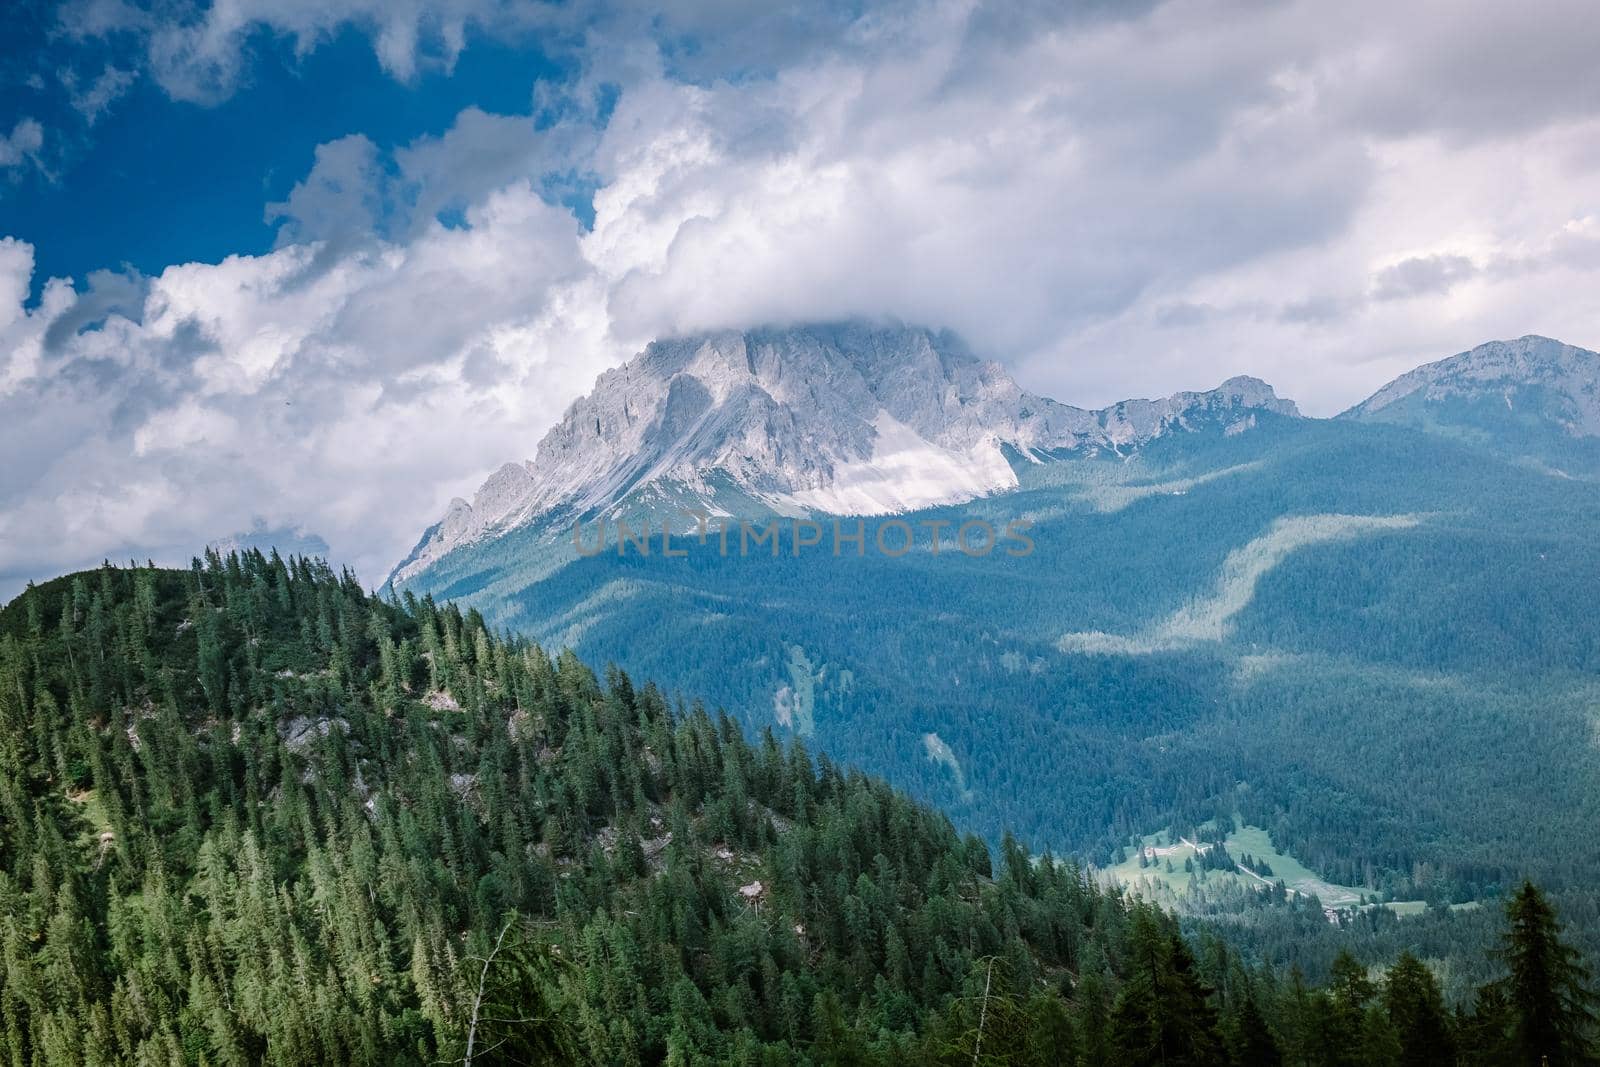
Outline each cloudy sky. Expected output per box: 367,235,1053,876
3,0,1599,596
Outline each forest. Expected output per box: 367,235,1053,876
413,415,1600,980
0,553,1595,1064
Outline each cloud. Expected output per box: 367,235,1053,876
265,135,395,248
1371,254,1479,301
42,267,148,351
63,64,138,125
54,0,949,105
0,182,609,595
262,109,602,250
7,0,1600,598
583,0,1377,363
57,0,540,104
1319,0,1600,142
0,119,46,173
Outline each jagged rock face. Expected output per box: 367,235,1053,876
1347,335,1600,435
1089,375,1298,444
390,323,1300,584
512,324,1091,510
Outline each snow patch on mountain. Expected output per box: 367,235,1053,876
391,324,1302,586
784,411,1016,515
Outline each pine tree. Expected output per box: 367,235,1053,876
1493,881,1597,1066
1383,952,1454,1067
1110,909,1227,1066
1225,993,1281,1067
471,916,579,1066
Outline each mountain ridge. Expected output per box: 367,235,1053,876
1339,334,1600,479
392,326,1600,589
373,323,1600,974
1344,334,1600,431
391,323,1300,585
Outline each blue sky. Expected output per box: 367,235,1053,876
2,0,1599,597
1,15,567,292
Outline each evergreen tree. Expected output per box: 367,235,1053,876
1110,909,1227,1066
1382,952,1454,1067
1224,993,1281,1067
1492,881,1597,1066
471,916,580,1066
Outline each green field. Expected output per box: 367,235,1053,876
1100,820,1454,920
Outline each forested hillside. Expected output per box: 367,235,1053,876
411,415,1600,950
0,554,1592,1064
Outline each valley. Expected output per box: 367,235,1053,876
12,2,1600,1057
388,326,1600,984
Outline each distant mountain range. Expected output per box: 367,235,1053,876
384,323,1600,963
207,521,330,562
391,326,1596,589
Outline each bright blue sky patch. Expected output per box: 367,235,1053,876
1,18,568,293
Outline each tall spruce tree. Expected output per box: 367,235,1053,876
1225,993,1281,1067
1382,952,1454,1067
1110,908,1228,1066
1493,881,1597,1066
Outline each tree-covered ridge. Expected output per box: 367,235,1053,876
0,554,1593,1065
408,415,1600,906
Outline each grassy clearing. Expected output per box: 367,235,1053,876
1223,825,1363,908
1100,820,1458,920
1060,513,1422,655
65,788,113,850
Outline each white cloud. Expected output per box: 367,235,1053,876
0,180,615,594
264,136,393,248
132,398,239,455
0,119,45,172
6,0,1600,596
63,64,138,125
70,0,541,103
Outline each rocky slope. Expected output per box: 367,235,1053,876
391,323,1299,584
1346,335,1600,434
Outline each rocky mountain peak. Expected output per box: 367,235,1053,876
389,323,1301,586
1348,336,1600,434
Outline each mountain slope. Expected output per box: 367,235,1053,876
381,327,1600,989
8,557,1589,1063
391,323,1298,585
468,413,1600,872
1343,335,1600,474
0,553,1339,1065
391,394,1600,961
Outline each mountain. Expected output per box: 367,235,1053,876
207,520,330,560
386,326,1600,987
0,554,1397,1064
1344,335,1600,474
390,323,1298,586
4,557,1124,1062
10,556,1580,1064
